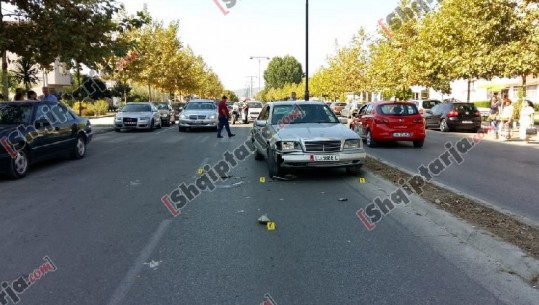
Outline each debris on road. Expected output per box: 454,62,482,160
129,180,141,187
338,198,348,202
216,181,244,189
143,260,162,270
271,174,297,181
237,210,245,213
258,214,271,224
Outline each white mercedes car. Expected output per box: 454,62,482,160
178,99,218,131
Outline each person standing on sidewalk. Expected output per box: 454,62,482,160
489,93,501,139
519,100,535,143
217,96,235,138
500,95,514,140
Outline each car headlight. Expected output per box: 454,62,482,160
180,114,187,119
161,113,168,117
209,114,216,119
344,139,361,149
140,116,151,120
115,116,122,121
280,141,301,151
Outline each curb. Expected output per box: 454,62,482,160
92,126,114,135
366,155,539,286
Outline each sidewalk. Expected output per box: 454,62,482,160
89,116,114,134
478,122,539,146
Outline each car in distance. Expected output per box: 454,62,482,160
114,102,162,132
351,101,426,148
0,101,93,179
245,101,264,123
250,101,366,177
330,102,347,116
154,102,175,126
341,101,362,118
411,99,441,117
424,102,482,132
178,99,218,131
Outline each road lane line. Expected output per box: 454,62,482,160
106,219,172,305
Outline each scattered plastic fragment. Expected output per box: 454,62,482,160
237,210,245,213
435,199,441,204
216,181,244,189
129,180,141,186
143,260,162,270
271,174,297,181
338,198,348,202
258,214,270,224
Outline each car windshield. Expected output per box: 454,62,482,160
423,100,440,109
247,102,263,108
122,104,152,112
185,102,216,110
155,104,169,110
0,104,33,124
378,103,419,116
271,104,339,125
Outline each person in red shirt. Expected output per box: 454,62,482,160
217,95,235,138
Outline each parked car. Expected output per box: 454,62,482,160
341,101,362,118
351,101,426,148
250,101,366,177
424,102,482,132
154,102,175,126
178,99,218,131
114,102,162,132
330,102,347,116
0,101,93,179
245,101,263,123
411,99,441,117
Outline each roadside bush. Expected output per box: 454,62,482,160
474,101,491,108
93,100,109,116
71,101,88,113
534,103,539,112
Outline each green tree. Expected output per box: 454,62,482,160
263,55,303,89
10,57,39,91
224,90,239,102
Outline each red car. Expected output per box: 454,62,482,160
350,101,426,148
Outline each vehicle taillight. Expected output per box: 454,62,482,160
375,118,389,124
413,118,424,124
447,110,459,117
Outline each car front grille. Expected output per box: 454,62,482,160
123,118,137,125
303,140,342,152
189,115,206,120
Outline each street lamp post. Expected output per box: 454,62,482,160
246,76,257,98
305,0,309,101
250,56,270,98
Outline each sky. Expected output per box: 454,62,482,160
120,0,402,92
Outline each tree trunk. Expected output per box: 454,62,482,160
522,74,527,97
148,82,151,101
466,79,471,103
1,50,7,99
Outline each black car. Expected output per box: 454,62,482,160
424,102,482,132
0,101,93,179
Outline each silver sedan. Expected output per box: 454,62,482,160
178,99,218,131
250,101,366,177
114,102,162,132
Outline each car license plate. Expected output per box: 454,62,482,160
313,155,339,161
393,132,410,137
195,121,204,125
462,121,472,124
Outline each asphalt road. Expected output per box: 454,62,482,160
0,124,538,305
363,128,539,224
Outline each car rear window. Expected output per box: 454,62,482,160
453,103,477,112
422,100,440,109
377,104,419,116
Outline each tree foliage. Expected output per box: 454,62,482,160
264,55,303,89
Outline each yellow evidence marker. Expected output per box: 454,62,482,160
359,177,366,184
198,169,204,175
259,177,266,183
266,222,276,230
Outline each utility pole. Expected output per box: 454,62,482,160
305,0,310,101
250,56,269,97
246,76,257,99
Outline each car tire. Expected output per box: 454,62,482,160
7,149,29,179
346,165,362,176
267,149,282,177
254,146,264,161
149,119,155,131
71,135,86,159
413,140,424,148
366,130,377,148
115,128,121,132
440,119,450,132
178,126,184,132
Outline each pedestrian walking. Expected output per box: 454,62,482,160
499,95,514,140
519,100,535,143
217,95,235,138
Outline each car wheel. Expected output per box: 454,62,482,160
71,135,86,159
440,119,450,132
366,130,377,148
413,140,424,148
115,128,121,132
178,126,184,132
346,165,362,176
8,149,29,179
267,149,282,177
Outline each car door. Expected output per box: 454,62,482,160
425,104,441,127
31,103,65,159
354,104,369,137
252,105,271,155
360,104,374,136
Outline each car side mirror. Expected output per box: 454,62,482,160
255,120,267,127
